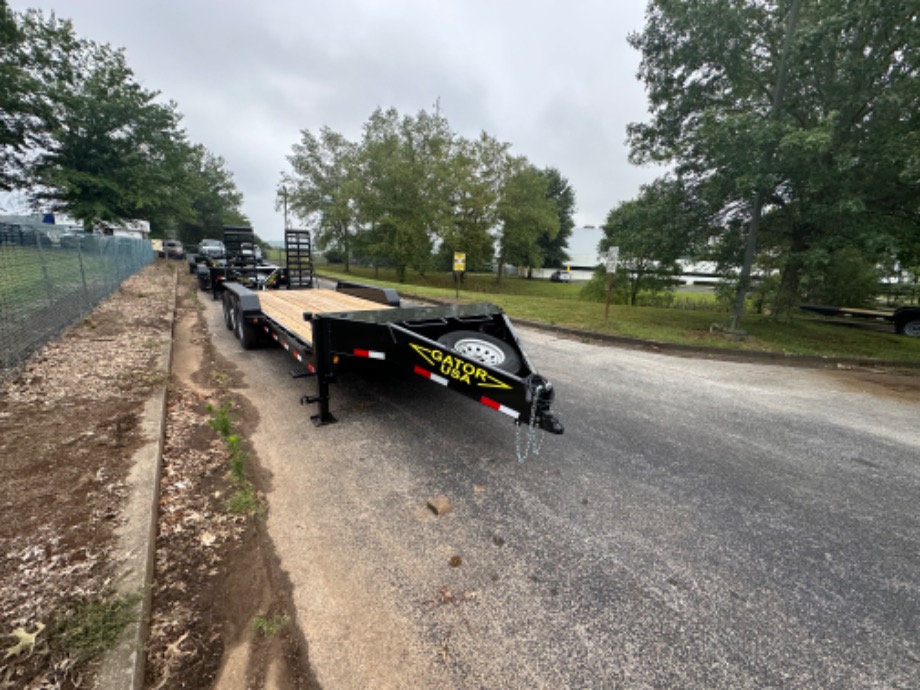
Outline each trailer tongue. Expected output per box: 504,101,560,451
217,232,562,460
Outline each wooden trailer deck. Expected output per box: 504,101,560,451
257,289,391,344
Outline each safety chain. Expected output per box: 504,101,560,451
514,390,546,464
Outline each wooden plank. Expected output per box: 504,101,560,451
257,289,391,344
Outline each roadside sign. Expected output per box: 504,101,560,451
453,253,466,272
602,247,619,274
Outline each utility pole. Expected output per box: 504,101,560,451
729,0,803,333
281,185,290,230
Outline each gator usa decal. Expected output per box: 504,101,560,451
410,343,511,389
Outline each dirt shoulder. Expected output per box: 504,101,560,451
0,262,175,687
0,262,313,689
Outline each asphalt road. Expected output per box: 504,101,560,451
203,293,920,689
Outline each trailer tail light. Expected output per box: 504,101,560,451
479,396,520,420
354,349,385,360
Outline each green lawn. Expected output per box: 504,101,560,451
314,264,920,363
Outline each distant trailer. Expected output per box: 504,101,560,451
799,304,920,337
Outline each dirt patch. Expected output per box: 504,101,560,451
0,263,175,688
0,262,313,689
826,366,920,404
143,275,315,689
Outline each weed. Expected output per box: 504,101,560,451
227,434,246,482
210,371,231,388
252,613,289,637
225,482,262,516
206,402,233,438
53,592,141,664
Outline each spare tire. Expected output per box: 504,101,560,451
437,330,521,373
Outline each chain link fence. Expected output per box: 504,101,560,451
0,221,154,375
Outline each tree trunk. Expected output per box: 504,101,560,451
772,226,809,316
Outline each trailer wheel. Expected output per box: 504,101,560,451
437,330,521,373
234,304,258,350
222,293,235,331
898,318,920,337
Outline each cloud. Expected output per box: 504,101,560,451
10,0,662,241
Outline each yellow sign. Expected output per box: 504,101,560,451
411,343,511,389
453,253,466,272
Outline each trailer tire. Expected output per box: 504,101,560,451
437,330,521,373
222,293,235,331
898,318,920,337
234,304,258,350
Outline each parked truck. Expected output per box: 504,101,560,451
196,226,293,296
218,230,563,458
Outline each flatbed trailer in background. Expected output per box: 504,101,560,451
799,304,920,337
216,228,562,458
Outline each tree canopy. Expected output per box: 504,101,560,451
626,0,920,314
1,4,248,236
282,106,574,282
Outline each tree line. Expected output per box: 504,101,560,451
279,107,576,283
602,0,920,318
0,1,248,243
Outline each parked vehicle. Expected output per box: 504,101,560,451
550,270,572,283
162,240,185,259
197,227,285,296
217,229,563,458
186,238,226,273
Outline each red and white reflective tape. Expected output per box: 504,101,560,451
414,365,448,387
479,396,520,420
293,351,302,362
281,341,290,351
354,348,386,360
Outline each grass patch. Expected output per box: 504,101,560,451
206,401,233,438
252,613,289,637
315,264,920,362
206,400,263,517
53,592,142,664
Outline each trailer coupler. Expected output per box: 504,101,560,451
529,375,563,435
515,375,563,463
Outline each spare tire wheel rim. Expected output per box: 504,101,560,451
452,337,506,367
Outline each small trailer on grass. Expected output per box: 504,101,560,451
218,232,563,458
799,304,920,337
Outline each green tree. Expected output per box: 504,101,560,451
536,167,575,270
282,126,359,270
628,0,920,318
495,162,559,283
0,0,29,190
601,177,702,305
352,107,453,281
439,132,510,276
177,144,248,243
18,10,190,231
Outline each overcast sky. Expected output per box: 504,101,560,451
10,0,663,250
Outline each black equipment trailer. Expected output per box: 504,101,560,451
799,304,920,337
220,277,564,452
